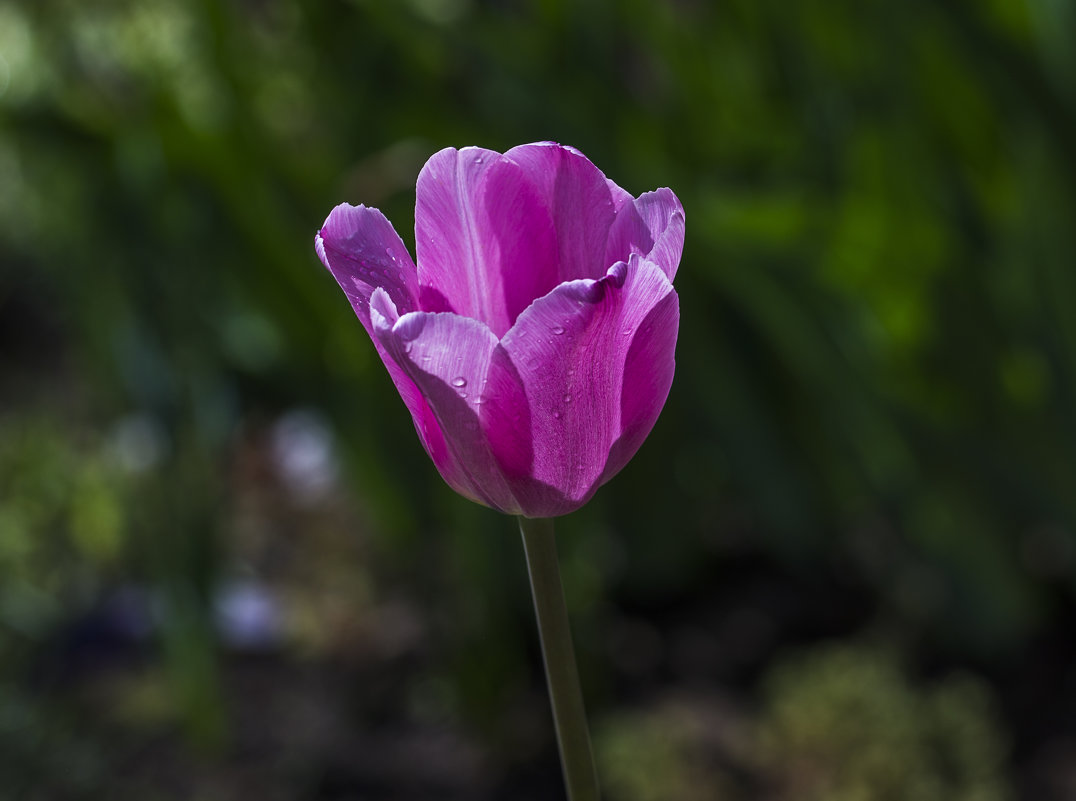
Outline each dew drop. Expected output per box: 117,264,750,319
451,376,467,388
553,410,562,419
474,156,484,164
563,393,572,404
552,325,565,335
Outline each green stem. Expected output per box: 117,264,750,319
518,516,600,801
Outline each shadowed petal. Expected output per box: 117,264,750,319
484,255,677,516
370,289,521,513
478,158,559,333
601,284,679,487
502,142,617,283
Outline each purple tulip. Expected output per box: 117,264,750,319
315,142,683,518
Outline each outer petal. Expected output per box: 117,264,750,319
316,202,419,318
482,254,678,517
369,289,522,514
604,187,685,281
316,205,453,470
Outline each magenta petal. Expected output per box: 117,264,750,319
603,187,685,281
501,142,617,283
316,203,419,319
370,289,521,513
477,158,560,331
485,255,678,516
635,188,685,280
602,278,680,486
316,209,455,474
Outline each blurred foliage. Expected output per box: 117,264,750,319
596,643,1011,801
2,0,1076,797
759,645,1010,801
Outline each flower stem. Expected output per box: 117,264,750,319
518,516,600,801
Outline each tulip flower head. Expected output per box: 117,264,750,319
316,142,682,518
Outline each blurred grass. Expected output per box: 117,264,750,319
2,0,1076,798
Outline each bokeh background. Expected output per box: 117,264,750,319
3,0,1076,798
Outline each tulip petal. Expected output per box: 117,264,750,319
501,142,617,283
484,254,677,516
414,146,519,335
635,188,685,280
601,278,680,486
603,187,685,281
316,206,456,471
315,203,419,318
370,289,521,513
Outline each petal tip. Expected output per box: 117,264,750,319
393,312,428,342
369,287,399,333
605,260,628,288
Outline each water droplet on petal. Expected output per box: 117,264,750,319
552,325,565,335
563,393,572,404
451,376,467,388
474,156,484,164
553,410,562,419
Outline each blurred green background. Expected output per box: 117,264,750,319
2,0,1076,798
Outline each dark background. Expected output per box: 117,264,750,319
2,1,1076,799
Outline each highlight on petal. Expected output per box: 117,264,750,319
371,288,522,513
414,146,514,333
483,254,677,517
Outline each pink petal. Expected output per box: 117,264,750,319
370,289,522,514
483,254,678,517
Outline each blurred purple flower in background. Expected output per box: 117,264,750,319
316,142,683,518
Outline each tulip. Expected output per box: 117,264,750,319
316,143,682,801
315,142,683,519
